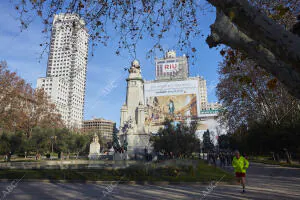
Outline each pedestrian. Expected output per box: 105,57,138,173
230,152,234,164
7,152,11,162
226,152,231,165
212,152,217,167
220,152,225,168
232,150,249,193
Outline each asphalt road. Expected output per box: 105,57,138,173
1,162,300,200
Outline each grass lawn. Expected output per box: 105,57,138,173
249,158,300,168
0,159,234,183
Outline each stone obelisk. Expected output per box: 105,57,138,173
119,60,150,159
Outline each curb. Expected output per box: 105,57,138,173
0,179,234,185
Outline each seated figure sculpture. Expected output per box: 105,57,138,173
88,133,101,160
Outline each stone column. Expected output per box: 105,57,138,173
137,104,145,128
120,104,128,127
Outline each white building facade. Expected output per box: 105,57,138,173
155,50,189,80
198,77,208,111
37,13,89,128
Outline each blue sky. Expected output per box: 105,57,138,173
0,1,223,126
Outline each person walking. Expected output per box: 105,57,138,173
226,152,231,166
212,152,217,167
7,152,11,162
220,152,225,168
232,150,249,193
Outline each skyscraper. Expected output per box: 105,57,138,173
37,13,89,128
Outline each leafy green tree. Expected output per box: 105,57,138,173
217,134,230,150
112,131,121,152
55,128,70,153
151,119,200,157
203,129,214,152
0,132,11,155
68,134,89,156
9,131,26,154
29,127,52,154
113,123,119,135
227,122,300,160
0,127,95,157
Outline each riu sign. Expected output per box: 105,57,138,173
162,62,178,73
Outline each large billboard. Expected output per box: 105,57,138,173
144,80,200,131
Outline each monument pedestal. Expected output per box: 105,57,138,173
88,153,100,160
113,152,128,160
119,133,151,159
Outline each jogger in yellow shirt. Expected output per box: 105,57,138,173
232,150,249,193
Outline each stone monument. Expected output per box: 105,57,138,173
88,133,101,159
119,60,151,159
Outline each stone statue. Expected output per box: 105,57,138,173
132,59,140,69
92,133,99,143
88,133,101,159
129,59,141,74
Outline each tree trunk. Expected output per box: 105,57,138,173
207,0,300,68
206,0,300,99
